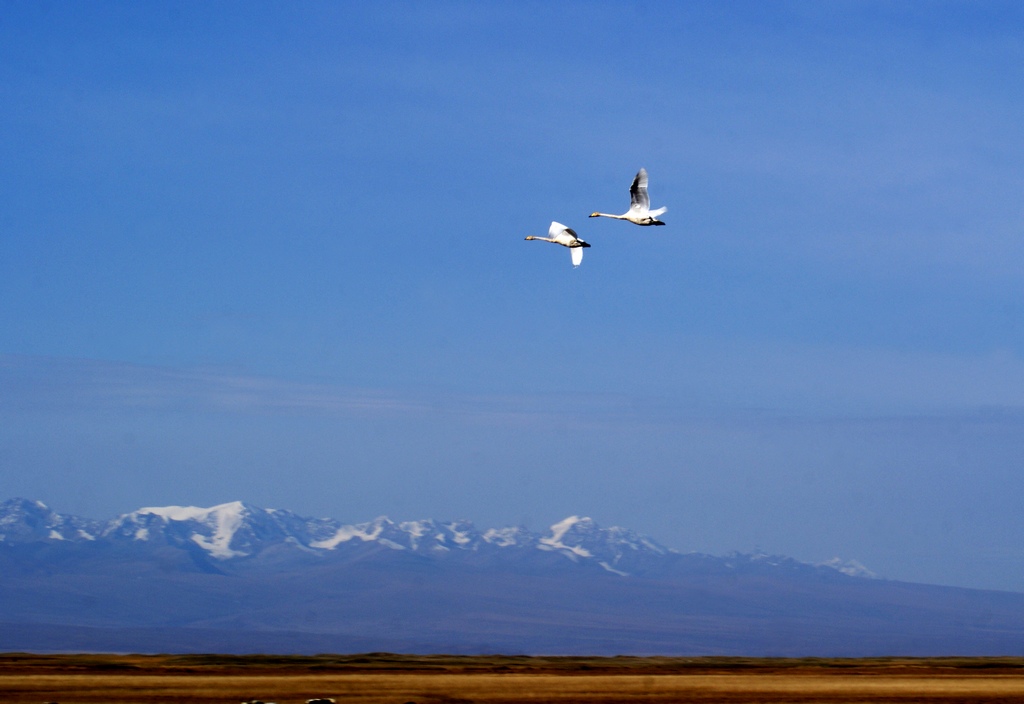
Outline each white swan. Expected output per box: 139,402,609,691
525,221,591,267
589,168,667,226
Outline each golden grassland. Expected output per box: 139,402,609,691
1,653,1024,704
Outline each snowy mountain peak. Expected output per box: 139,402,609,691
540,516,594,558
0,498,51,541
819,557,878,579
537,516,671,573
0,497,100,543
105,501,283,559
135,500,248,523
311,515,393,550
482,525,527,547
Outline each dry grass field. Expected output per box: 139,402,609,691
1,653,1024,704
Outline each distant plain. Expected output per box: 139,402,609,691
2,653,1024,704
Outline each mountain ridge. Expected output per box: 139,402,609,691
0,497,873,579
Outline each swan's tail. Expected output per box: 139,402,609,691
649,206,667,218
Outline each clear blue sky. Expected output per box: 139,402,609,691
3,1,1024,591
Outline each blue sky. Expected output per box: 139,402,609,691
2,1,1024,591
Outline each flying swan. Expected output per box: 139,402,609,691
589,168,667,226
525,221,591,267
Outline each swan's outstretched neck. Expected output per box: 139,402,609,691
589,212,625,220
525,235,555,242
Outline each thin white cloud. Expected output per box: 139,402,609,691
0,355,649,426
5,349,1024,428
0,355,426,416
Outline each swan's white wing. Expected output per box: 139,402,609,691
549,221,568,238
571,246,584,267
648,206,667,218
629,168,650,211
563,226,580,241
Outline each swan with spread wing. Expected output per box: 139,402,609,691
589,168,667,226
525,221,591,267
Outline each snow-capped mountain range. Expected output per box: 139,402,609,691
6,497,1024,657
0,497,874,578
